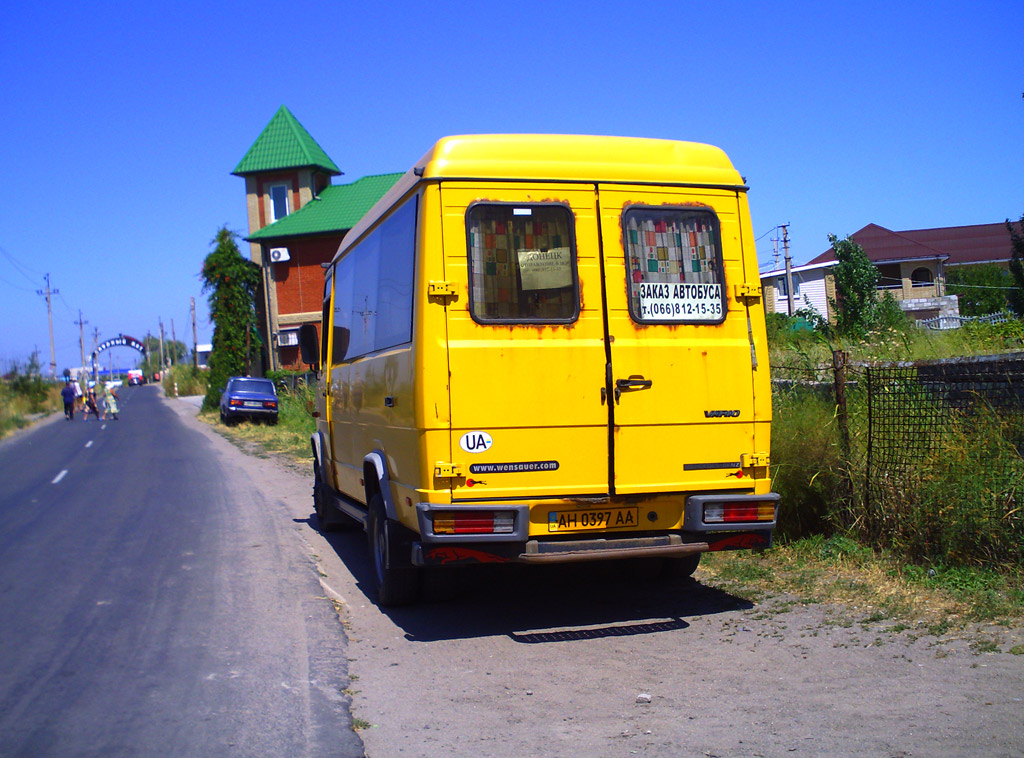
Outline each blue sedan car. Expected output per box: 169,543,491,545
219,377,279,425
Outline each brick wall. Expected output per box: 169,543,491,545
273,236,342,315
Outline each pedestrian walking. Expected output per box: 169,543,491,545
103,384,120,420
83,383,100,422
60,380,76,420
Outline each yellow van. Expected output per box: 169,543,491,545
298,134,778,605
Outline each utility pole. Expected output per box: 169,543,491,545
36,274,58,378
74,310,88,378
190,297,198,370
782,224,795,317
170,319,177,365
772,235,780,269
91,327,99,382
159,320,166,372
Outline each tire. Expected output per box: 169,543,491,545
663,552,701,580
421,566,459,603
313,464,358,532
367,493,419,606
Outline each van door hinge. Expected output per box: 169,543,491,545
741,452,770,468
428,281,459,302
434,462,463,478
734,283,762,302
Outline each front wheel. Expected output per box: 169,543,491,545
367,494,419,606
313,464,357,532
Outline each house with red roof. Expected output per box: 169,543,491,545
233,106,401,372
761,222,1015,325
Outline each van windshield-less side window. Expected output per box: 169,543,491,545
623,207,726,324
331,196,417,363
467,204,578,323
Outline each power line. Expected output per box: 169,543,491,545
0,244,42,286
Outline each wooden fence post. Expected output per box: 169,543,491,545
833,349,854,510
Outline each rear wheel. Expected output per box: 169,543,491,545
662,552,701,579
367,494,419,606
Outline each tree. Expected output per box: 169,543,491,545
827,233,880,337
946,263,1013,317
1006,215,1024,318
200,227,261,410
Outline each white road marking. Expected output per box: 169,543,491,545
52,470,68,484
85,440,93,448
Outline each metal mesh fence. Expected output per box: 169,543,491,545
771,351,1024,556
866,354,1024,479
864,353,1024,544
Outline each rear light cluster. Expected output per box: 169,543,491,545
433,510,514,535
704,502,776,524
228,399,276,409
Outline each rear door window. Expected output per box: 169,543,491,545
623,207,726,324
466,204,579,323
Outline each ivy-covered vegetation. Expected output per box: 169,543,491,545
200,227,261,411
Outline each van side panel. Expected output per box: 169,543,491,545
407,184,455,519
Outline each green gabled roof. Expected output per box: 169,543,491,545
247,173,403,241
233,106,341,176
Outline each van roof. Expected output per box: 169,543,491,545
419,134,743,187
334,134,745,265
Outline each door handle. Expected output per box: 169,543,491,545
616,377,653,391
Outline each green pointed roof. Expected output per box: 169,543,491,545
247,173,403,241
233,106,341,176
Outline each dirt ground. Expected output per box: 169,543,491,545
323,554,1024,758
177,397,1024,758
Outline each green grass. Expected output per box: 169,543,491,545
769,318,1023,571
701,537,1024,628
160,364,209,397
0,380,62,439
202,382,315,464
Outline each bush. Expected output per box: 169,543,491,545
161,364,209,397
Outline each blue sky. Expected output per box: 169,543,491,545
1,0,1021,372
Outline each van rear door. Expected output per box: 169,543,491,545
596,186,757,495
440,183,609,500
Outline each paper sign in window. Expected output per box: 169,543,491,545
517,247,572,290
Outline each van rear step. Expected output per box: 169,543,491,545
520,535,708,564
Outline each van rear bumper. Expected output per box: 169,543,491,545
413,491,779,543
411,496,777,567
411,529,771,567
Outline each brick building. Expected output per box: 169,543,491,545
233,106,400,371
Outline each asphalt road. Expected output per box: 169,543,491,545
5,387,1024,758
0,386,362,757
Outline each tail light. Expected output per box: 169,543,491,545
433,510,514,535
704,502,776,524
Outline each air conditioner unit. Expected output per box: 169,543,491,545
269,247,290,263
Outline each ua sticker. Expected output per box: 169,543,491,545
459,431,493,454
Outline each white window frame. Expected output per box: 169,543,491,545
277,329,300,347
267,183,290,222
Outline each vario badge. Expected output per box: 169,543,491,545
459,431,494,454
